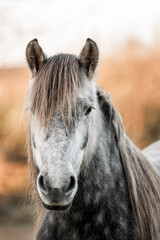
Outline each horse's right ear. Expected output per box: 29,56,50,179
26,39,46,75
79,38,99,79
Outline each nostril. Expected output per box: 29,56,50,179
38,175,48,192
65,176,76,195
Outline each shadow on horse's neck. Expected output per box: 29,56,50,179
78,113,129,208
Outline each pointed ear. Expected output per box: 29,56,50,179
26,39,46,75
79,38,99,78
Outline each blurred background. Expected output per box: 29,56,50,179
0,0,160,239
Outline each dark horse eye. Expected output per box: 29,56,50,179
85,106,93,116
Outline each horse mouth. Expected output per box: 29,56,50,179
41,200,72,211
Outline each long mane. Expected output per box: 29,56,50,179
27,129,43,231
97,87,160,240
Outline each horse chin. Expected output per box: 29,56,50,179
41,200,72,211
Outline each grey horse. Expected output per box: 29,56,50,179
25,38,160,240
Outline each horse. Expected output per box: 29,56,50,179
25,38,160,240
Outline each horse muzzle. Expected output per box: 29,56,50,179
37,173,77,211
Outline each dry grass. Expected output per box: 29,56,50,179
0,40,160,196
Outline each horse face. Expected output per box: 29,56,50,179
30,82,96,210
26,38,99,210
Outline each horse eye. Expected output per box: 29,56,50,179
85,106,93,116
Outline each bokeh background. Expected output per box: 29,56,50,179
0,0,160,239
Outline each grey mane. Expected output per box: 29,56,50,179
97,86,160,240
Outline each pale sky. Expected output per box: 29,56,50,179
0,0,160,67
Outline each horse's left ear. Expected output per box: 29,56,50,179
79,38,99,79
26,39,46,75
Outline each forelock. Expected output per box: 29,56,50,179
28,54,84,127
